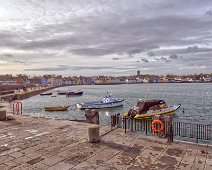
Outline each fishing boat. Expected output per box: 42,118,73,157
45,106,69,111
66,89,83,96
76,94,124,109
124,99,180,119
40,92,52,96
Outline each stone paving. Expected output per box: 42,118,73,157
0,114,211,170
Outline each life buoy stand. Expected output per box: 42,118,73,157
152,120,164,133
13,101,22,115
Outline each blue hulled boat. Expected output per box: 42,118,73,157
76,94,124,109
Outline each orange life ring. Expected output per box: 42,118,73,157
152,120,164,133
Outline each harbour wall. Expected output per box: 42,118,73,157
0,86,58,101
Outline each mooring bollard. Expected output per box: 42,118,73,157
85,109,99,124
0,110,6,121
87,124,100,143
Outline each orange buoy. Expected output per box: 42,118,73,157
152,120,164,133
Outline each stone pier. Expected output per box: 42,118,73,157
0,114,211,170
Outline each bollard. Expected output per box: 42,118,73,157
87,124,100,143
0,110,6,121
85,109,99,124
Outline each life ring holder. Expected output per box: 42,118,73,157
152,120,164,133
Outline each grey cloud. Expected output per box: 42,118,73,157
140,59,149,63
1,0,212,75
2,11,211,57
13,60,29,64
135,58,149,63
187,45,199,52
205,10,212,16
155,46,212,57
112,57,120,60
71,66,114,71
147,51,155,57
160,57,171,63
0,54,13,58
71,48,113,56
169,54,180,59
25,67,70,72
0,31,22,48
128,48,142,55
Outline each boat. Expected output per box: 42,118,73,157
45,106,69,111
40,92,52,96
124,99,180,119
76,94,124,109
57,90,67,95
66,90,83,97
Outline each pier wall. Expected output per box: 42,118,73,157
0,86,57,101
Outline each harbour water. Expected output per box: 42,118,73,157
22,83,212,125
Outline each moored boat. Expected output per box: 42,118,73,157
45,106,69,111
66,90,83,96
77,94,124,109
124,99,180,119
57,90,67,95
40,92,52,96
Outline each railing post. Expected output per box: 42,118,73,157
131,117,133,132
134,118,137,131
196,124,198,143
124,117,126,133
111,115,113,130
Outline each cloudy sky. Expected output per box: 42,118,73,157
0,0,212,76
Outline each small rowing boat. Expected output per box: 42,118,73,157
45,106,69,111
40,92,52,96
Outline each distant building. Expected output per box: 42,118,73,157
137,70,140,76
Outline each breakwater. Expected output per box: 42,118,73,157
0,86,58,101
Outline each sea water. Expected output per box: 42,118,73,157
22,83,212,125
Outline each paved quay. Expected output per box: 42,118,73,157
0,114,212,170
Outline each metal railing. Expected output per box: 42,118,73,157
110,115,212,144
173,121,212,144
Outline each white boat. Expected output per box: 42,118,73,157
77,95,124,109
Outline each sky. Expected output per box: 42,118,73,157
0,0,212,76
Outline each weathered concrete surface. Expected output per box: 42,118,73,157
0,114,211,170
